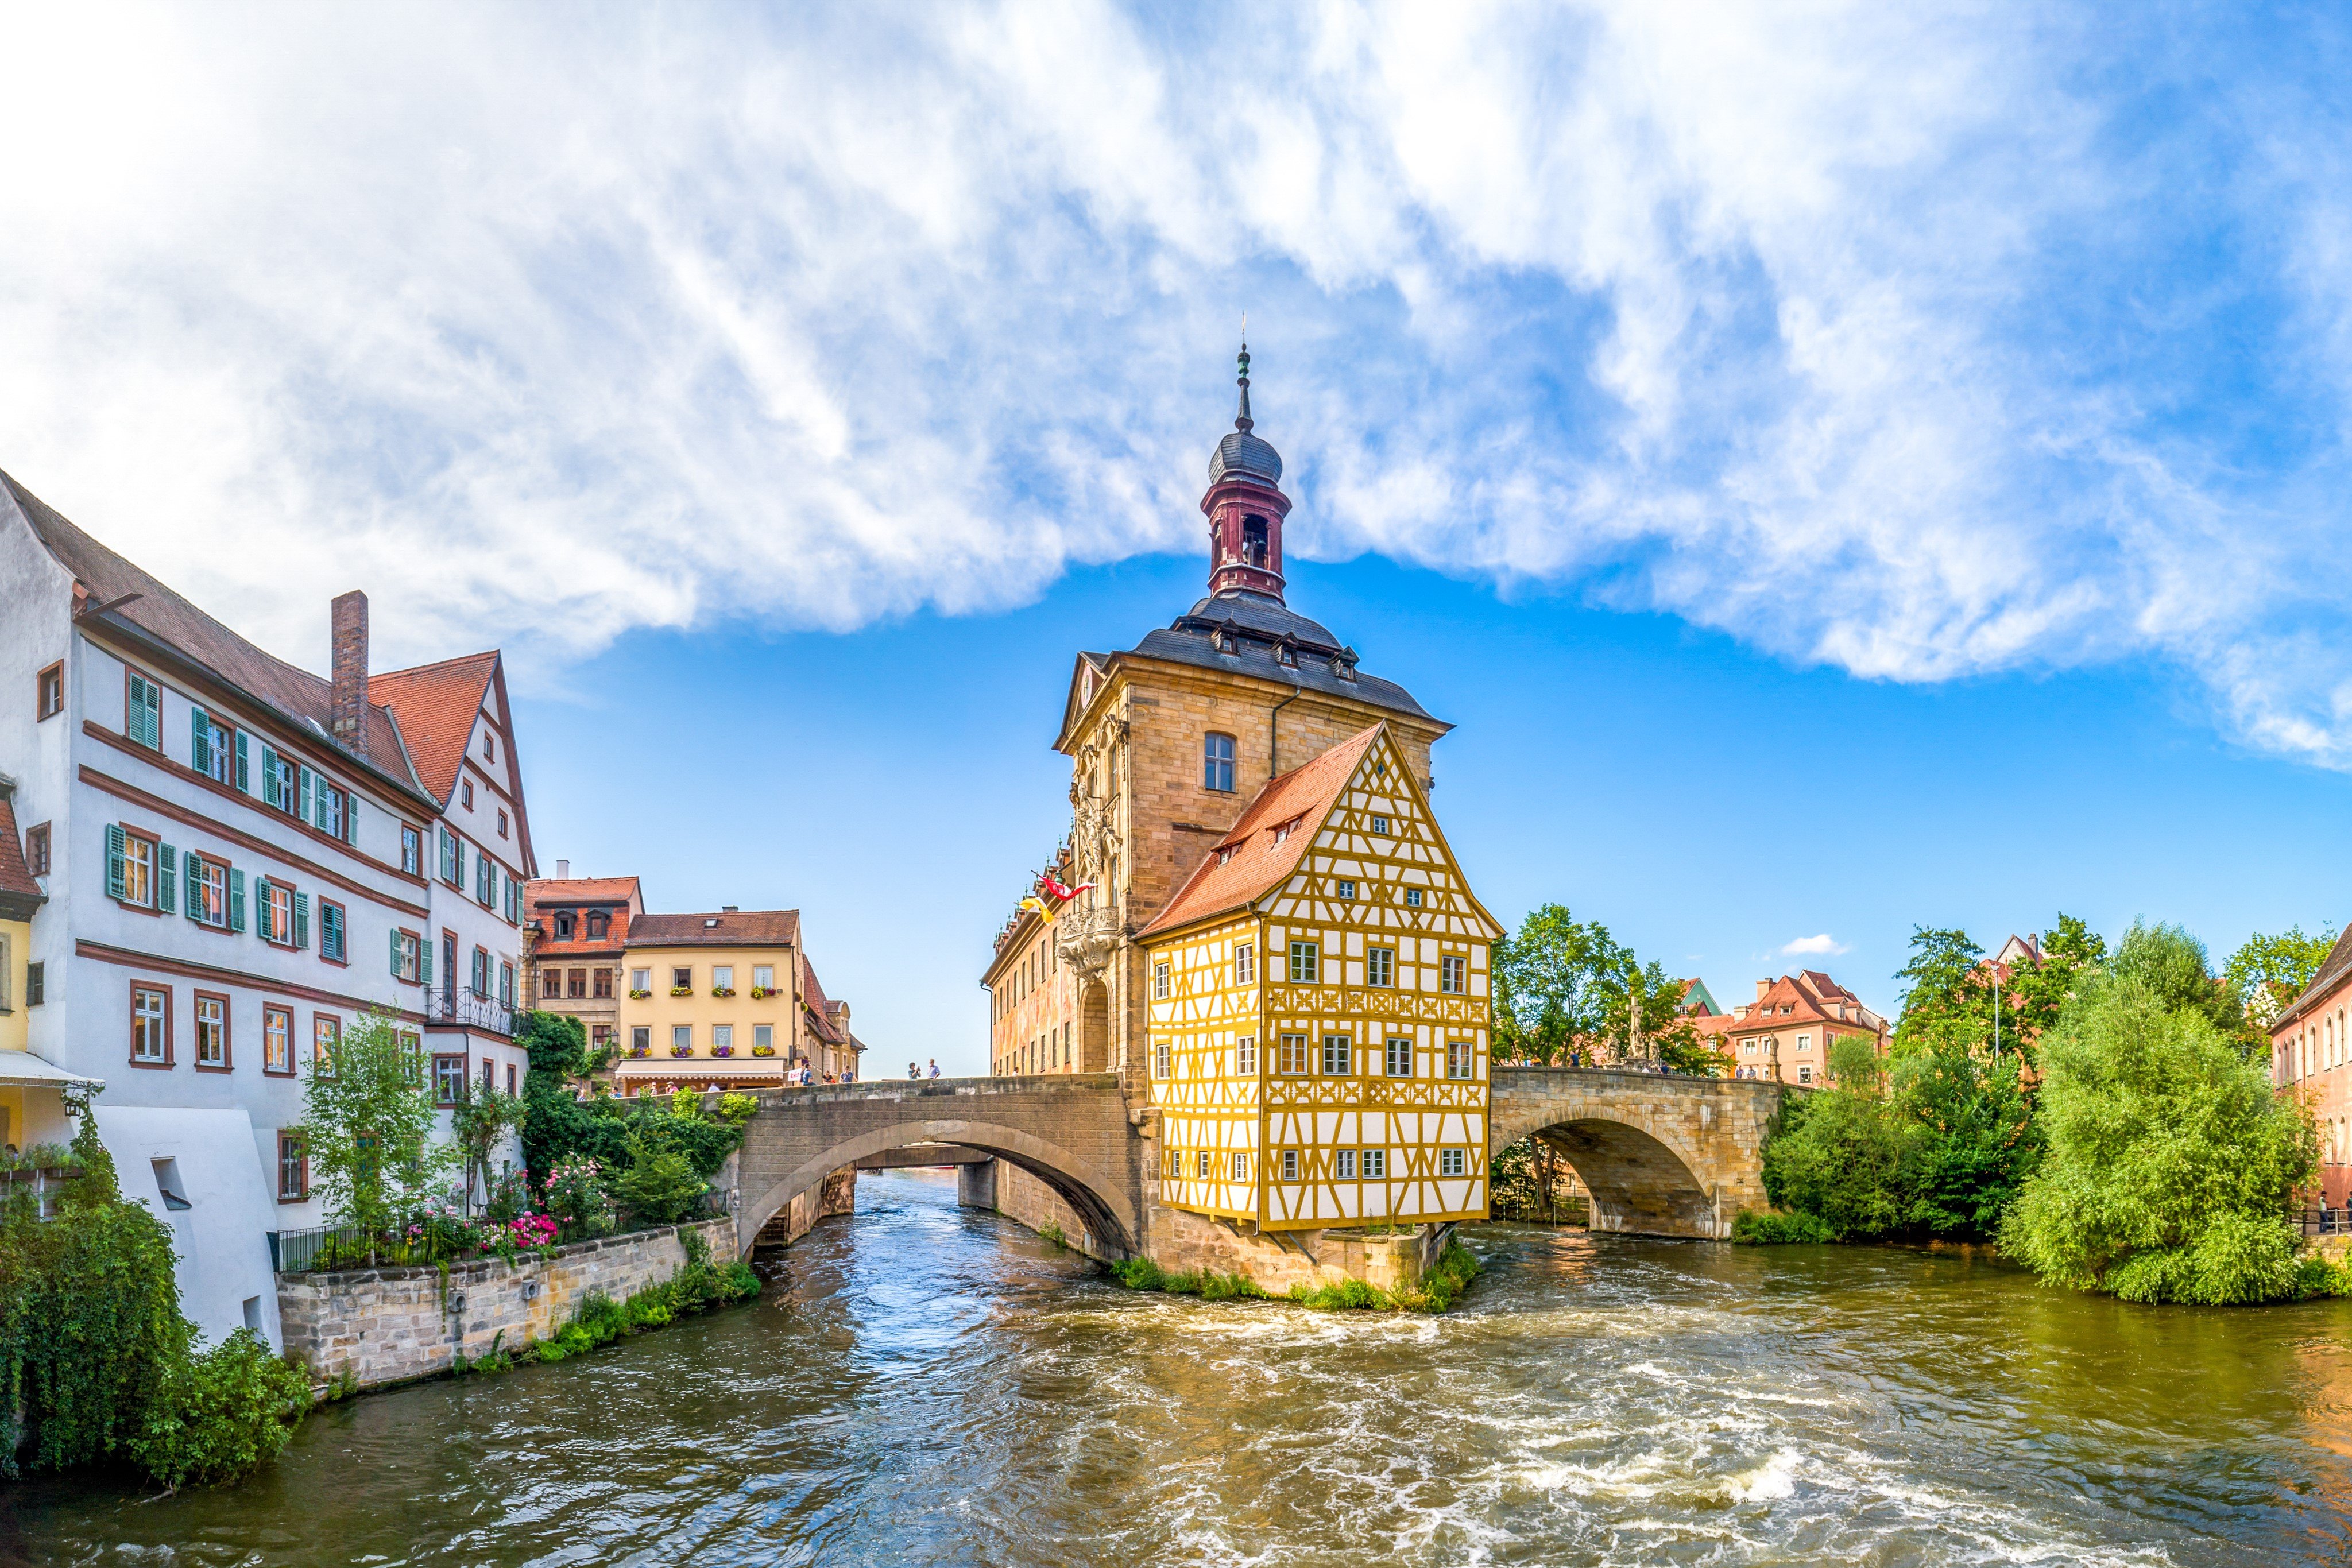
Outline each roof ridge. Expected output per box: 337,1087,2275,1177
373,648,501,682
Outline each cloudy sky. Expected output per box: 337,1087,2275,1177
7,3,2351,1061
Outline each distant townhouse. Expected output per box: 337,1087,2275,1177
523,866,645,1060
1689,970,1889,1083
2269,928,2352,1208
612,908,861,1091
0,471,537,1348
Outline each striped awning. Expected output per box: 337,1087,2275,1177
612,1058,787,1084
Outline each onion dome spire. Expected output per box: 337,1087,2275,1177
1203,331,1291,601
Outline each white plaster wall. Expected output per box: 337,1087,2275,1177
96,1104,285,1351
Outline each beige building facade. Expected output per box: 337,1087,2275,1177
613,909,858,1092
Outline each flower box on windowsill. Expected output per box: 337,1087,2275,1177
629,1045,651,1058
629,989,652,1000
669,987,693,998
710,988,736,998
751,1045,776,1057
749,986,776,1000
711,1044,734,1058
670,1045,694,1058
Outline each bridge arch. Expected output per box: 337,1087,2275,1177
732,1078,1146,1260
1488,1068,1787,1239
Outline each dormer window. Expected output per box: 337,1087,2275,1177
554,912,574,940
587,911,610,939
1275,642,1296,668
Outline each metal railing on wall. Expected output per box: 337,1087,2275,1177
423,986,514,1036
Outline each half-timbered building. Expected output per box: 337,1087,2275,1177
1137,724,1500,1229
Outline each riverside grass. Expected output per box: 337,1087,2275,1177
1111,1239,1481,1314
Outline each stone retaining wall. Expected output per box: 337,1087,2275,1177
278,1218,734,1391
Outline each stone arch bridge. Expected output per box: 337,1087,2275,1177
734,1068,1790,1259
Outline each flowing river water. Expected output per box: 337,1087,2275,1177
7,1168,2352,1566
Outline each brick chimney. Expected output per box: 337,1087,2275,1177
330,591,369,756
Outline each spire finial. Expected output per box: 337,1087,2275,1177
1235,322,1254,433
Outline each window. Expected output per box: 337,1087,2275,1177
392,929,422,983
540,966,562,1001
399,1031,423,1082
114,827,156,908
1440,1148,1467,1178
1367,947,1394,988
320,901,347,963
1233,944,1254,985
567,968,587,1000
1363,1148,1386,1180
264,1006,293,1075
588,910,610,940
752,964,775,992
1441,955,1466,994
126,671,161,748
1153,962,1171,1000
401,824,421,875
475,850,494,907
481,1058,496,1095
497,809,509,839
672,1025,693,1053
131,985,169,1064
1798,1065,1813,1084
593,968,612,999
714,1024,733,1053
25,962,42,1006
261,880,294,944
192,708,233,784
313,1015,340,1071
431,1054,466,1105
1281,1149,1300,1182
555,911,575,941
1203,731,1236,792
190,855,228,928
1404,888,1423,908
440,828,461,886
500,962,514,1007
632,967,652,993
310,775,348,842
1196,1150,1212,1179
261,751,296,815
1334,1149,1357,1180
1236,1036,1256,1074
1289,941,1319,984
183,993,223,1070
713,965,734,992
484,732,497,763
754,1023,773,1055
672,966,692,990
1278,1033,1309,1074
1796,1035,1811,1053
1232,1151,1249,1182
36,662,63,721
1335,879,1356,900
461,780,474,810
631,1025,651,1056
1370,814,1389,835
1448,1040,1475,1080
1386,1036,1412,1077
277,1133,308,1201
1322,1033,1352,1075
151,1159,191,1211
1155,1040,1172,1078
24,822,49,877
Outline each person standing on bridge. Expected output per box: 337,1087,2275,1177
908,1061,920,1079
927,1058,942,1078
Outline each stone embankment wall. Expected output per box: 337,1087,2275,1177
278,1219,734,1392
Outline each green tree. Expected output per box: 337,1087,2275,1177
2225,925,2338,1043
1493,905,1614,1064
1760,1091,1906,1238
2001,913,2107,1051
1892,926,1984,1052
2107,920,2244,1045
299,1011,456,1248
613,1137,710,1225
1596,955,1720,1073
1890,1039,2040,1237
2000,971,2315,1304
449,1085,528,1218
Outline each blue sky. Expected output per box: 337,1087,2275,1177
5,3,2352,1065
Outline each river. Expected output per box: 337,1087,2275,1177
5,1168,2351,1566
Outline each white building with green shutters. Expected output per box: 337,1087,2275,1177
0,468,540,1349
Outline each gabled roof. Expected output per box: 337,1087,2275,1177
0,795,42,919
1138,726,1383,938
2276,926,2352,1030
626,910,801,948
3,469,425,794
370,652,500,808
801,955,845,1044
526,876,643,910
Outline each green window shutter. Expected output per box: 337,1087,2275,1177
128,675,159,748
191,706,210,775
440,828,454,882
255,877,271,938
343,795,358,845
227,869,247,934
390,927,404,976
262,746,280,808
156,845,177,914
298,767,314,825
293,892,310,950
420,939,434,986
185,852,204,920
105,824,126,899
323,902,343,961
235,731,250,792
454,837,466,887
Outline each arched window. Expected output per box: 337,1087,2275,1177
1203,732,1236,792
1241,516,1268,567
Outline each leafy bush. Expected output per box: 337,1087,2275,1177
2000,973,2314,1305
1402,1241,1481,1311
1289,1277,1389,1310
1112,1256,1166,1291
613,1140,709,1226
127,1329,312,1490
1732,1209,1836,1245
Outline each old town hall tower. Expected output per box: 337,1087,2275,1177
984,345,1469,1092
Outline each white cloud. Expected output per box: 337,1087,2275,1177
2,3,2350,760
1781,934,1851,958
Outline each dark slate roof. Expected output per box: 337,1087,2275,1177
1123,591,1436,723
1209,429,1282,485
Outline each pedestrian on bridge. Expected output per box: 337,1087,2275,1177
927,1059,942,1078
908,1061,920,1079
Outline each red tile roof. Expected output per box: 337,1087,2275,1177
0,796,42,916
801,954,845,1044
1139,725,1382,938
526,876,643,909
370,652,500,808
626,910,802,948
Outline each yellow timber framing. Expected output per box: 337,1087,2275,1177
1142,723,1503,1231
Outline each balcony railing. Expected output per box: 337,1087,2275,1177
423,986,513,1037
